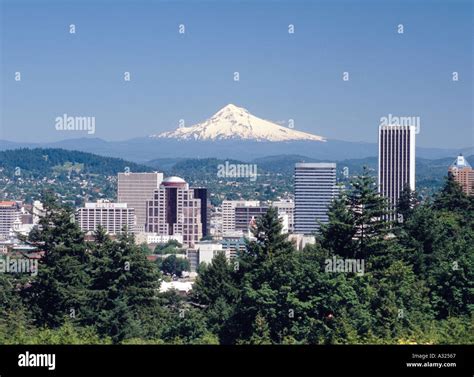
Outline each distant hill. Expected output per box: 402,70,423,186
0,148,153,178
2,148,469,184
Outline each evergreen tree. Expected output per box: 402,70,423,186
432,174,471,215
319,168,391,260
191,252,240,339
160,254,190,277
24,191,90,328
248,313,272,344
348,168,391,259
399,191,473,320
367,260,432,341
87,228,162,342
192,252,239,306
397,184,418,223
319,194,356,259
243,206,294,264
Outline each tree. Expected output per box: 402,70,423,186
243,207,294,265
87,227,162,342
192,252,238,305
347,168,391,259
398,195,473,319
191,252,239,337
24,191,91,328
432,174,471,215
159,291,216,344
319,194,357,259
139,243,152,255
162,307,213,344
367,260,432,341
397,184,418,222
154,240,184,255
161,255,190,277
248,313,272,344
319,168,390,260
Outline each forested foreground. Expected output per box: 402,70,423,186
0,171,472,345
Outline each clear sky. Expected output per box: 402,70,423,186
1,0,472,148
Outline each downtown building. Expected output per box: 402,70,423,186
76,200,136,234
448,154,474,196
378,124,416,219
294,163,337,235
272,199,295,233
0,201,21,239
0,200,44,241
235,205,269,233
193,187,209,236
221,231,248,259
117,172,164,233
221,200,260,234
145,177,203,247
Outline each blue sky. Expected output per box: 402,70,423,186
1,0,472,148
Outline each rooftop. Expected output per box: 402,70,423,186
450,154,472,169
162,176,187,186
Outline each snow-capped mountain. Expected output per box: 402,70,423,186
152,104,325,142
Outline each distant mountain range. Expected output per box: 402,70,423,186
1,104,472,162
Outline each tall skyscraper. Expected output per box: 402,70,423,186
117,172,163,232
294,163,337,235
448,154,474,196
145,176,203,247
378,125,416,218
76,200,135,235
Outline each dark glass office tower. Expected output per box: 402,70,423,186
193,188,208,237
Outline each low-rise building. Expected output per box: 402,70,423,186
196,241,227,265
134,232,183,245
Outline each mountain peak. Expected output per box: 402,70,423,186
219,103,245,112
152,104,325,142
210,104,250,120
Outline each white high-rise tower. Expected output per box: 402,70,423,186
294,163,337,235
378,124,416,219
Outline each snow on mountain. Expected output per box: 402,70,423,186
151,104,325,142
